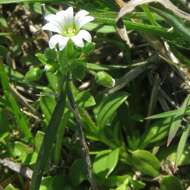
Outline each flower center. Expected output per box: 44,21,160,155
62,22,79,37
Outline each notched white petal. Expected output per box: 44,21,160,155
78,30,92,42
71,33,84,47
43,7,93,50
63,7,74,25
76,16,94,28
45,14,57,22
56,10,65,17
49,34,69,50
42,23,61,33
75,10,89,20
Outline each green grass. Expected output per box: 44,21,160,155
0,0,190,190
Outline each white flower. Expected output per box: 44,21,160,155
42,7,94,50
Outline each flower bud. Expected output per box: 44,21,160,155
95,71,115,88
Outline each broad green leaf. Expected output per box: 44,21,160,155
130,180,145,190
93,148,120,178
24,67,42,82
160,176,184,190
96,92,128,129
46,72,59,91
130,150,160,177
105,175,131,188
70,61,86,80
13,141,33,157
95,71,115,88
12,141,37,164
116,178,130,190
40,94,56,124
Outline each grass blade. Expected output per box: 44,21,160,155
0,61,32,140
30,81,67,190
175,125,190,166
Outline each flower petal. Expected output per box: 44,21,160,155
45,11,64,27
75,10,89,21
49,34,69,50
71,33,84,47
76,16,94,28
42,23,61,33
44,14,57,22
60,7,74,25
56,10,65,18
78,30,92,42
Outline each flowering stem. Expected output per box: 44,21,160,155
30,77,67,190
67,75,99,190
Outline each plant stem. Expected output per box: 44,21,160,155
67,77,99,190
30,80,67,190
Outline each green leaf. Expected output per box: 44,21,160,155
30,83,67,190
34,131,44,153
167,95,190,146
146,108,182,120
79,108,99,137
152,7,190,43
12,141,37,164
96,92,128,129
160,176,184,190
24,67,42,82
82,42,95,54
93,148,120,178
105,175,131,188
46,72,59,91
130,150,160,177
40,94,56,124
95,71,115,88
0,0,53,4
176,125,190,166
167,116,182,146
54,112,69,164
0,62,32,140
76,90,96,108
69,159,86,187
40,175,70,190
116,178,130,190
158,143,190,166
70,61,86,80
140,117,171,148
4,184,19,190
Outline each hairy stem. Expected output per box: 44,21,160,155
67,79,99,190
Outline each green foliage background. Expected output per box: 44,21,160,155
0,0,190,189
